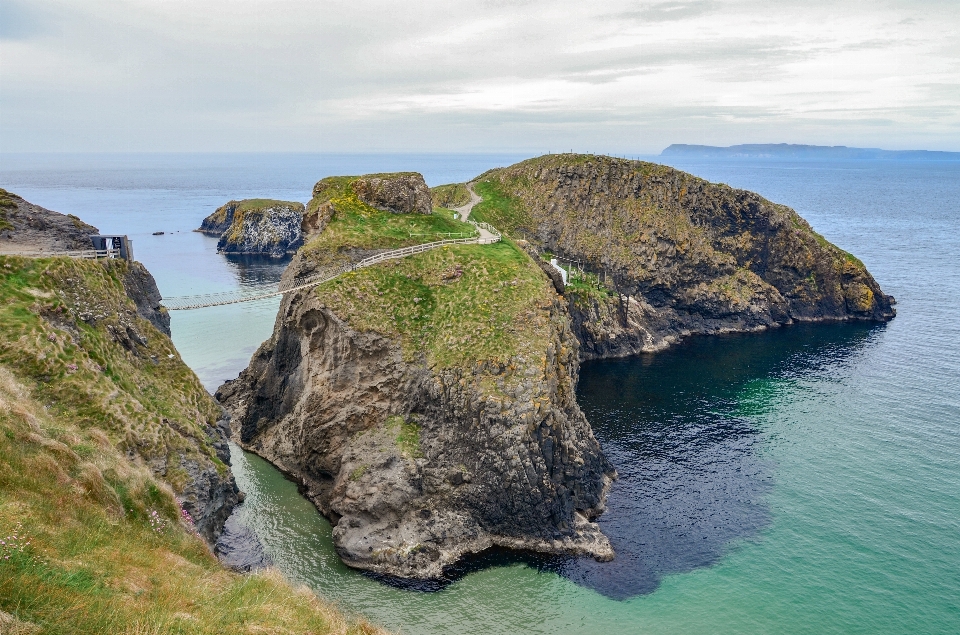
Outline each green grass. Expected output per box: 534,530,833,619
0,368,386,635
387,416,423,459
301,176,478,267
469,180,532,235
312,239,557,373
430,183,470,209
233,199,299,213
564,270,611,308
0,255,388,634
0,256,222,471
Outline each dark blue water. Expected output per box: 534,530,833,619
2,153,958,633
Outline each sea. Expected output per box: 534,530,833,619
1,152,958,634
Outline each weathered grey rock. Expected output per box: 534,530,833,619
198,199,305,258
118,260,171,336
0,187,99,252
217,274,615,580
352,173,433,215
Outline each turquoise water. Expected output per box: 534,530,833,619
2,154,958,633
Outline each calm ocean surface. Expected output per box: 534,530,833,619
1,153,958,634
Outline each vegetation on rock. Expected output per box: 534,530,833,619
430,183,471,209
219,172,615,580
199,199,305,258
0,254,387,633
472,154,895,358
299,175,476,268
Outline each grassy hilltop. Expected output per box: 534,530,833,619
0,254,384,634
469,154,893,329
298,174,559,373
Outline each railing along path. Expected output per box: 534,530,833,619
163,220,501,310
0,249,123,260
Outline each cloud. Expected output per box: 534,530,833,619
0,0,958,152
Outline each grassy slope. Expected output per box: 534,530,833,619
429,183,470,209
315,242,555,370
302,175,559,376
0,255,385,634
301,176,477,267
471,154,875,310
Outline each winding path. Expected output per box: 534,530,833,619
163,190,500,310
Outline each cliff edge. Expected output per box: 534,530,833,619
471,154,895,359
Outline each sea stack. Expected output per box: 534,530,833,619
198,199,305,258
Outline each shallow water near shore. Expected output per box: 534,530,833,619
2,153,959,633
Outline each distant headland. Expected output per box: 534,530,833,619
661,143,960,161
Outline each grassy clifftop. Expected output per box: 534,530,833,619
298,174,561,374
430,183,471,209
0,255,385,634
300,175,476,267
471,153,894,324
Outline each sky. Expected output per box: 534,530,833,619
1,0,959,154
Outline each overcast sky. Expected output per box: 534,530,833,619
2,0,958,153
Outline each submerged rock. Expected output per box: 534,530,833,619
198,199,305,258
215,513,272,572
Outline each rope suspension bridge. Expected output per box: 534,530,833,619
162,220,501,311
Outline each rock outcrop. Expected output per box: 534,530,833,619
474,155,895,359
352,173,433,215
0,187,99,253
218,173,615,579
198,199,305,258
0,194,240,544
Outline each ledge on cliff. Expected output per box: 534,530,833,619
198,198,305,258
470,154,895,359
218,171,616,580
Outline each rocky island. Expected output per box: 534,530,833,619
198,198,306,257
218,154,895,582
471,154,895,359
218,172,615,579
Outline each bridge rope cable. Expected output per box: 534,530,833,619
162,220,501,310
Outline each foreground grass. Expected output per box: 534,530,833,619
0,368,384,635
0,255,387,634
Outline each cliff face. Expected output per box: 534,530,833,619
198,199,305,258
473,155,895,358
352,173,432,215
0,253,238,542
218,174,615,579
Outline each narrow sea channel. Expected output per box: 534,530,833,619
2,153,958,634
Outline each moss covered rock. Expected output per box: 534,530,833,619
198,199,305,258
